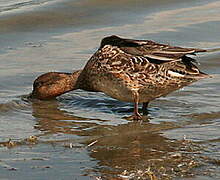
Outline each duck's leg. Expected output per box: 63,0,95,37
132,91,142,120
142,102,149,115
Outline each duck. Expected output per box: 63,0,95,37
31,35,209,120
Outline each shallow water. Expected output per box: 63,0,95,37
0,0,220,179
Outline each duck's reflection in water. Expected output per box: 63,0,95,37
31,99,203,179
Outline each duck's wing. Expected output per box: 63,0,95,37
100,35,206,62
120,39,206,61
92,36,208,80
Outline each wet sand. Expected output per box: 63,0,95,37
0,0,220,179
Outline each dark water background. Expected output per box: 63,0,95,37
0,0,220,179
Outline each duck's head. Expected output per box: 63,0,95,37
30,70,82,100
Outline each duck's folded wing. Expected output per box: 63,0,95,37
119,38,206,61
93,36,209,79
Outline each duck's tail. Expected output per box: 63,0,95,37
167,55,211,80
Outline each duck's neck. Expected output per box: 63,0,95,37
31,70,82,100
68,70,82,90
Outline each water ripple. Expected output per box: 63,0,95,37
0,97,31,115
0,0,50,14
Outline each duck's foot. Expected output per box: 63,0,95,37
132,112,142,120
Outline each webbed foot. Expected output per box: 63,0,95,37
132,112,142,120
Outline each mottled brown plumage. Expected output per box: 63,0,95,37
31,35,209,120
